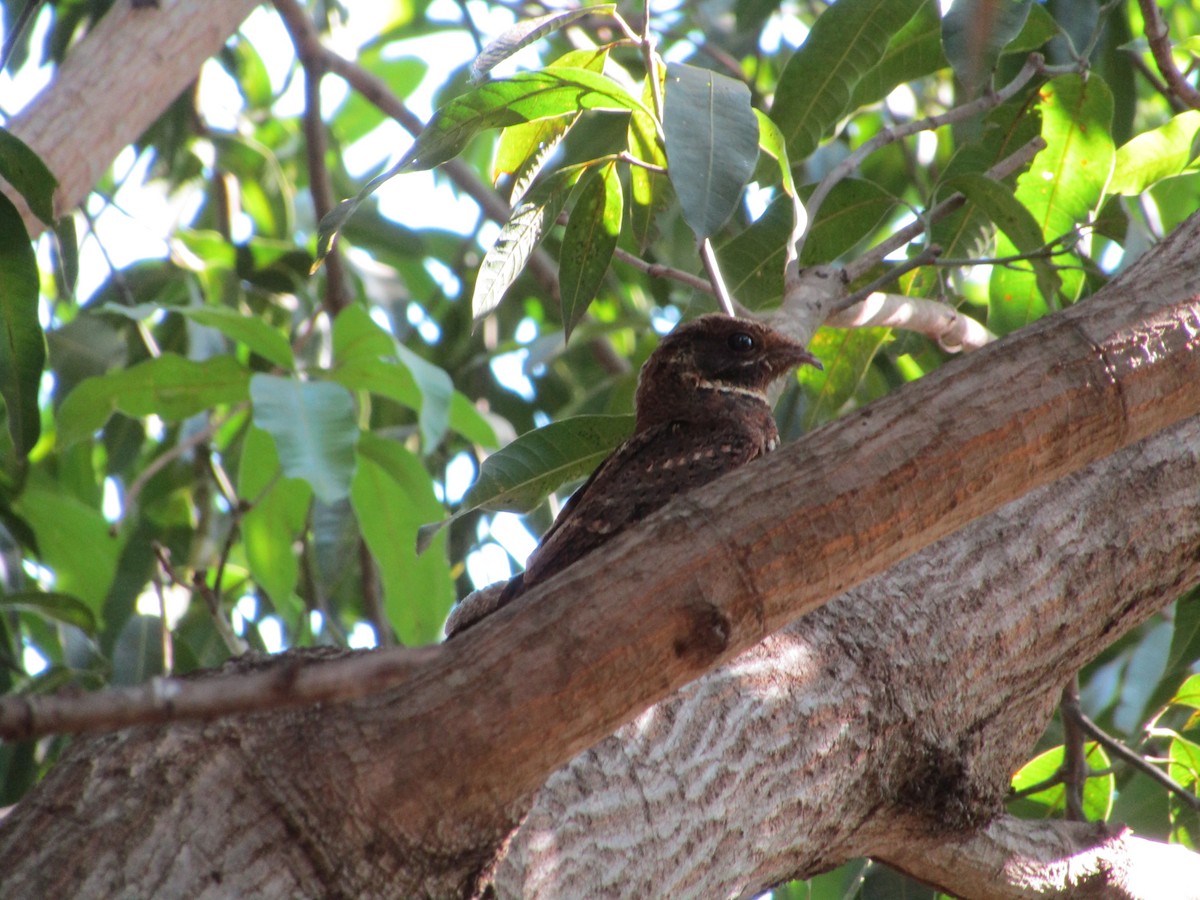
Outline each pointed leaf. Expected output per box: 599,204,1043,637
14,486,121,610
664,62,759,238
559,161,622,337
945,172,1060,302
628,74,671,251
772,0,924,161
315,67,647,266
989,74,1114,333
0,190,44,456
0,590,98,634
0,126,57,225
417,414,633,553
329,305,454,450
56,354,250,448
250,374,359,505
942,0,1032,95
1109,110,1200,196
352,433,454,645
239,426,311,609
850,1,946,109
494,49,608,203
471,6,615,83
473,164,587,321
175,306,295,370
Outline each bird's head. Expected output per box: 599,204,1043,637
634,314,822,429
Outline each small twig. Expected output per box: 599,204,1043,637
116,407,244,530
1061,678,1088,820
699,238,736,316
843,134,1046,284
275,0,350,316
795,54,1043,261
1137,0,1200,110
1062,684,1200,812
833,245,941,313
153,543,247,657
1011,770,1065,800
151,557,175,677
360,539,393,647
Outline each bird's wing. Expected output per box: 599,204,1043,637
523,418,769,587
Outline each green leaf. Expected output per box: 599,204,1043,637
772,0,924,161
473,164,587,321
755,110,798,198
559,160,622,338
417,413,633,553
0,126,58,225
14,486,122,611
175,307,295,370
352,433,454,645
1169,735,1200,792
249,374,359,506
101,303,295,371
315,67,647,265
448,391,499,448
0,590,98,634
627,74,671,252
1172,672,1200,711
470,6,616,83
493,48,609,202
56,354,250,448
989,74,1114,333
0,189,44,457
1109,110,1200,196
945,171,1061,303
329,305,454,451
849,0,946,109
942,0,1032,95
238,426,311,610
1011,742,1114,821
802,327,888,430
664,62,759,239
718,179,893,309
112,615,164,685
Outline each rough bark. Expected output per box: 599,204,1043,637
2,0,260,235
495,413,1200,898
3,213,1200,896
5,3,1200,897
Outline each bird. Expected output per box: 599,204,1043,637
445,313,822,637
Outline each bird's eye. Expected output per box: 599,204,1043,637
727,332,755,353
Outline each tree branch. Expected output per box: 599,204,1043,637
1137,0,1200,110
3,0,261,235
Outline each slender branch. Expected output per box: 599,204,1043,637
795,54,1043,261
153,543,247,657
116,407,244,529
1061,678,1088,821
275,0,350,316
843,135,1046,284
1137,0,1200,110
1063,687,1200,812
699,238,736,316
826,294,994,353
833,245,941,313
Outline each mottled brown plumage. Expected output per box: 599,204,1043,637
446,314,820,637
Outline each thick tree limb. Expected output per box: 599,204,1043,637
496,411,1200,897
3,213,1200,896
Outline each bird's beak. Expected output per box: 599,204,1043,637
769,335,823,373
